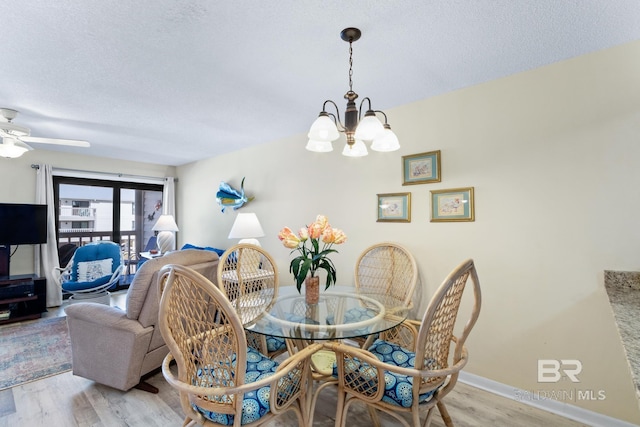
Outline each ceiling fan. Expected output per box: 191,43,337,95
0,108,90,158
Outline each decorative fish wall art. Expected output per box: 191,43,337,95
216,177,254,212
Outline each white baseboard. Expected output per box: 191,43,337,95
458,372,639,427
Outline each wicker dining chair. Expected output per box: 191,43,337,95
350,242,418,347
158,264,320,427
355,242,418,305
328,258,482,427
217,244,287,358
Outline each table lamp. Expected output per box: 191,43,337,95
152,214,179,253
228,212,265,246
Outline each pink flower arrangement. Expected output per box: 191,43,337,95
278,214,347,291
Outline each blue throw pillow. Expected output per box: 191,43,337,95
181,243,225,257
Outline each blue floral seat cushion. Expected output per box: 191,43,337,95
265,336,286,353
333,339,439,408
258,324,286,353
326,306,378,336
192,347,278,425
260,312,319,352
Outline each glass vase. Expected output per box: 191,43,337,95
305,276,320,305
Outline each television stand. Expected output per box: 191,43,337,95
0,274,47,325
0,245,9,277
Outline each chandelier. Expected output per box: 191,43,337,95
306,27,400,157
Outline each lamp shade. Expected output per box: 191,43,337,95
152,214,179,232
228,213,265,246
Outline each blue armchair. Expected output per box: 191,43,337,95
52,241,123,304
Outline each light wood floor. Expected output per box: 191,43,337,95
0,292,588,427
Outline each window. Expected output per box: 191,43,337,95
53,176,164,275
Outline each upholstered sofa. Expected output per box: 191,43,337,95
65,248,219,392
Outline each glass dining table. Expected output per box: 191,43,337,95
243,285,409,342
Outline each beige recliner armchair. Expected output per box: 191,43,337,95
65,249,220,392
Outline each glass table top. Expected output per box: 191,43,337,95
243,285,409,341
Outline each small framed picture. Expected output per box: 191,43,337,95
377,193,411,223
402,150,441,185
430,187,475,222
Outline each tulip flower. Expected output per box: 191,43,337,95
308,221,324,239
321,226,335,244
278,227,294,241
332,229,347,244
282,233,301,249
298,227,309,241
315,215,329,229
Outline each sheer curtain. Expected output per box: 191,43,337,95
163,177,175,216
35,164,62,307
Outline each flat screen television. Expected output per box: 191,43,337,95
0,203,47,277
0,203,48,245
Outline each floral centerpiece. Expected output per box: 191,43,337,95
278,215,347,303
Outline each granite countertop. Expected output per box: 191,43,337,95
604,270,640,398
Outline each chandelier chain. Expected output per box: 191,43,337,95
348,41,353,92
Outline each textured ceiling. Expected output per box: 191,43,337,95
1,1,639,166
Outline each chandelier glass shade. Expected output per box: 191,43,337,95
370,124,401,152
307,112,341,142
305,139,333,152
342,139,368,157
354,111,385,141
306,28,400,156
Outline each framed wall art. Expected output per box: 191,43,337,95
402,150,441,185
430,187,475,222
377,192,411,223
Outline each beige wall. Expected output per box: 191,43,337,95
177,40,640,422
0,150,175,275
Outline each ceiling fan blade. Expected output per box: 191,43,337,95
20,136,90,147
16,139,34,151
